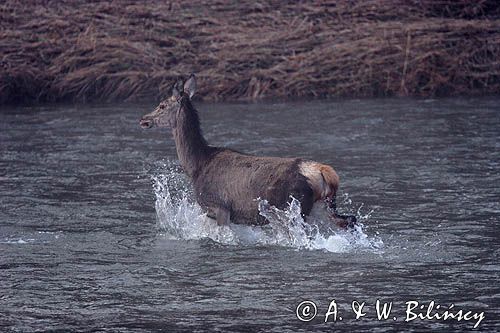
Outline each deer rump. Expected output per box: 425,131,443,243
192,149,339,225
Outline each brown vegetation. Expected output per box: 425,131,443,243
1,0,499,104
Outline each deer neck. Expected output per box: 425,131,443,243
172,100,209,178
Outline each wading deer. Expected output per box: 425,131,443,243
140,74,356,228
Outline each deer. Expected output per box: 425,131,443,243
140,74,357,228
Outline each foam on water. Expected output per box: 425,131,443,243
1,232,62,245
1,238,33,244
151,161,383,253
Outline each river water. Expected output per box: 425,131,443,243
1,98,499,332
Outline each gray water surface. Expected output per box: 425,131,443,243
1,98,499,332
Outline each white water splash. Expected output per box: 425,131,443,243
151,161,383,253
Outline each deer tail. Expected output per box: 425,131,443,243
299,161,339,201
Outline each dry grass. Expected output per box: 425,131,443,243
1,0,499,104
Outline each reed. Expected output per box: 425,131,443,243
1,0,499,104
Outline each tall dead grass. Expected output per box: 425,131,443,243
1,0,499,104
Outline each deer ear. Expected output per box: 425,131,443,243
172,85,181,99
172,78,184,99
184,74,196,98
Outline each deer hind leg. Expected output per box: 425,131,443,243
317,165,357,228
325,194,357,229
299,161,357,229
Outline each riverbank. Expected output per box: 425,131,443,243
1,0,499,104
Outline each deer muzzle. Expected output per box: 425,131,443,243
140,118,154,129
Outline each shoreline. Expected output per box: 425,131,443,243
1,1,499,105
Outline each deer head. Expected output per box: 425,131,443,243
140,74,197,129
